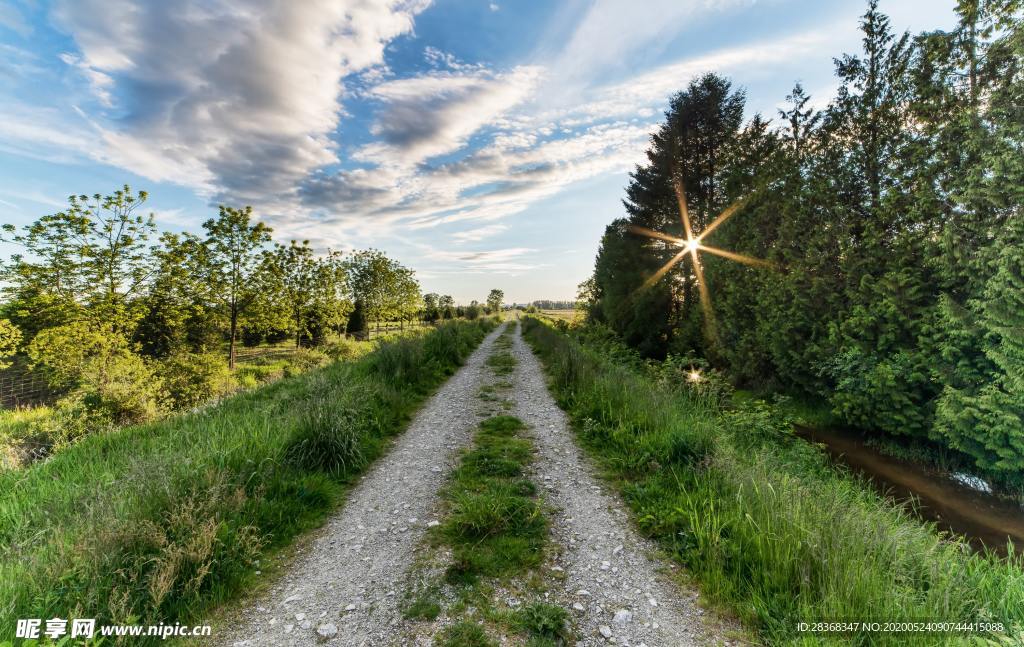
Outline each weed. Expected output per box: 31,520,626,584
439,621,495,647
513,602,570,643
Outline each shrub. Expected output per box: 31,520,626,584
159,351,237,410
284,348,329,376
77,350,165,425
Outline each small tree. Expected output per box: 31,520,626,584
201,206,272,369
486,289,504,314
265,241,348,348
423,293,441,322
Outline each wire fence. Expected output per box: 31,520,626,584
0,358,56,410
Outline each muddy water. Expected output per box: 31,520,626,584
795,425,1024,557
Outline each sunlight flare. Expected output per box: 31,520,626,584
629,179,773,343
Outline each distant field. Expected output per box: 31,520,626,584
539,309,579,323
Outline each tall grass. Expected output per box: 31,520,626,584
0,319,494,644
522,317,1024,646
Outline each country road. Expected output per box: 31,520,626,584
217,322,726,646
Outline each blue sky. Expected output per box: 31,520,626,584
0,0,957,304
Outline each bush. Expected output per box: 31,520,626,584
159,351,238,410
284,348,329,376
77,350,165,425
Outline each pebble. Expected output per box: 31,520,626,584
316,623,338,639
613,609,633,625
599,625,614,639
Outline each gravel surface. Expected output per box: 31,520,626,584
218,324,505,647
509,324,715,647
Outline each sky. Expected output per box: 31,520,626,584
0,0,958,304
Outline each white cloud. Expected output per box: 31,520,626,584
452,223,508,243
358,65,542,167
48,0,432,206
545,0,752,97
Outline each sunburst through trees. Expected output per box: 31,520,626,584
628,178,774,344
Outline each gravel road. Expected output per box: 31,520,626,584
218,324,505,647
219,321,728,646
508,324,716,647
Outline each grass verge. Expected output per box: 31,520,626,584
522,316,1024,647
0,319,495,645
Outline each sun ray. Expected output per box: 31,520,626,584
690,250,718,342
698,196,748,241
698,244,775,269
631,178,774,348
642,248,688,290
673,179,695,243
627,224,684,246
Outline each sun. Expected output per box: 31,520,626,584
628,179,774,343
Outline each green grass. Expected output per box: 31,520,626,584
522,316,1024,647
0,319,495,644
415,411,569,645
438,416,545,585
439,621,496,647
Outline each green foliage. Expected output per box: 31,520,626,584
0,320,492,644
486,289,504,314
158,351,237,410
512,603,570,644
936,213,1024,478
523,316,1024,646
346,249,421,328
0,319,20,370
580,1,1024,485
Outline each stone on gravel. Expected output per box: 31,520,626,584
613,609,633,625
599,625,613,639
316,623,337,639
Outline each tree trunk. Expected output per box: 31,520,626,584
228,309,238,370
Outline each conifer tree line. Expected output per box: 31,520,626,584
584,1,1024,483
0,190,428,400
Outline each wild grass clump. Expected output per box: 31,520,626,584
436,416,545,585
522,316,1024,646
0,319,494,644
440,620,496,647
512,602,570,645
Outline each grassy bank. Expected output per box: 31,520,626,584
522,317,1024,646
0,319,495,644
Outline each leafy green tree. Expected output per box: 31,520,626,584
265,241,348,348
0,319,21,370
486,289,504,314
439,294,455,319
936,214,1024,475
1,185,156,338
200,206,273,368
423,293,441,322
347,249,419,331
